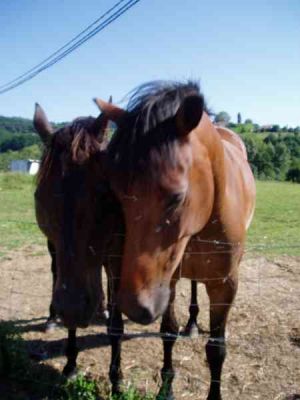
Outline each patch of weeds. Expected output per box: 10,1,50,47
60,374,102,400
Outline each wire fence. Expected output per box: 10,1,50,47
0,220,299,399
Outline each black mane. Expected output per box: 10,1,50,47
37,116,102,184
108,81,208,180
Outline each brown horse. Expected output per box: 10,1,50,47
34,103,123,377
96,81,256,400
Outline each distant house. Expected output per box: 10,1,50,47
260,125,274,132
10,159,40,175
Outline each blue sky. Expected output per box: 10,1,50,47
0,0,299,126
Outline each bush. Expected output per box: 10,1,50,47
60,374,101,400
237,131,299,183
286,160,300,183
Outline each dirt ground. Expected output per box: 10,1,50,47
0,246,299,400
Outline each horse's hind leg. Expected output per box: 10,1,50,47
45,240,59,331
157,281,179,400
183,280,203,336
205,275,238,400
95,265,109,321
63,329,78,378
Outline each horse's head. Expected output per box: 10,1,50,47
34,103,113,329
96,82,215,324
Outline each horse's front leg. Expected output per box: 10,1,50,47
157,281,179,400
106,265,124,396
108,306,123,395
96,265,109,320
63,329,78,378
205,274,238,400
45,240,59,331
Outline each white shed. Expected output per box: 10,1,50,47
10,159,40,175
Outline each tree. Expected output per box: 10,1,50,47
253,124,260,132
264,133,277,146
244,119,253,124
294,126,300,134
237,112,242,124
271,125,280,132
215,111,231,126
286,167,300,182
272,142,291,180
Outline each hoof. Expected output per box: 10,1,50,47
182,322,204,338
156,390,175,400
156,384,175,400
63,364,78,379
94,309,109,323
111,387,123,399
45,319,59,332
207,393,222,400
98,309,109,321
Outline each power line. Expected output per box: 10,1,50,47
0,0,141,95
0,0,141,94
0,0,129,91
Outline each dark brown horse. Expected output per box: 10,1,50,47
34,103,123,378
96,81,256,400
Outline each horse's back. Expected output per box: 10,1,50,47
216,126,248,160
221,133,256,232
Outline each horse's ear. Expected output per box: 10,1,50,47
33,103,54,145
93,97,126,124
91,113,109,141
91,96,115,141
175,95,204,137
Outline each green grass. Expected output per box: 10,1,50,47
0,173,45,257
247,180,300,256
0,173,299,258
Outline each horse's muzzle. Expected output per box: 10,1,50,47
117,285,170,325
53,288,96,329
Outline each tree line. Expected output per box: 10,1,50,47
240,131,300,182
0,114,299,182
0,116,66,171
213,111,300,183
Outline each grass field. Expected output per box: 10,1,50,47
247,180,300,256
0,173,44,258
0,173,299,258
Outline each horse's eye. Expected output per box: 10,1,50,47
155,193,184,233
166,193,184,213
